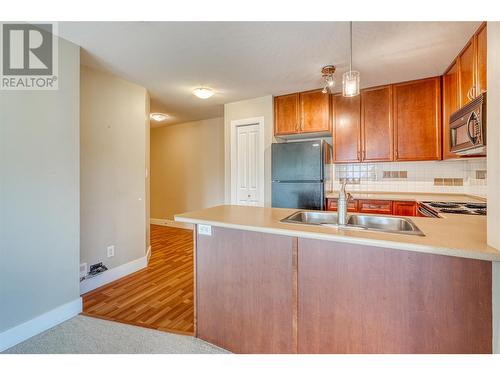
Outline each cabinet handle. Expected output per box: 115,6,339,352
467,87,475,101
362,150,366,161
357,150,361,161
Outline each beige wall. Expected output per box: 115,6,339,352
224,96,274,206
0,38,80,332
150,117,225,219
145,93,151,249
80,65,149,271
487,22,500,353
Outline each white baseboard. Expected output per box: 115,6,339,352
150,218,193,230
146,245,152,264
80,254,148,295
0,297,82,352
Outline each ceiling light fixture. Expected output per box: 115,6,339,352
342,21,360,97
149,113,169,122
193,87,215,99
321,65,336,94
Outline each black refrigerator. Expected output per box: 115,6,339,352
272,140,331,210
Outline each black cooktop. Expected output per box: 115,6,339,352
422,201,487,216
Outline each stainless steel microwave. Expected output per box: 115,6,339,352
449,93,486,156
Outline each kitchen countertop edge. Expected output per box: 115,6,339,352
175,206,500,262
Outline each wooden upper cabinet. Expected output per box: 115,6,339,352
393,77,441,161
332,94,361,163
360,86,393,162
441,22,486,160
274,90,331,136
476,23,487,95
299,89,331,133
458,39,476,105
274,93,299,135
442,62,460,160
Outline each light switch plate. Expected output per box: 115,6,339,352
198,224,212,236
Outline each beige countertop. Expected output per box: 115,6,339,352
175,204,500,262
325,191,487,203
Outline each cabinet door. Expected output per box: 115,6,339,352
332,94,361,162
393,201,417,216
196,227,295,353
458,39,476,105
393,77,441,161
274,94,299,135
361,86,393,161
326,198,358,212
298,238,492,353
476,23,487,96
300,89,330,133
442,62,460,160
357,199,393,214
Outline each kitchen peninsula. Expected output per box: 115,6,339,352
175,203,498,354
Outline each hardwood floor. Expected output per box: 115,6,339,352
82,225,195,335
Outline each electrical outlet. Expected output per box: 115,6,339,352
79,263,87,278
198,224,212,236
107,245,115,258
88,262,108,277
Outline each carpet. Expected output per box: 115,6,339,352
2,315,229,354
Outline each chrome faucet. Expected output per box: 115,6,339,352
337,180,352,225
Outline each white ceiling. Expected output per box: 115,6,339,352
59,21,481,126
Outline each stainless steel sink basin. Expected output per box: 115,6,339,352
347,215,424,236
281,211,424,236
281,211,338,225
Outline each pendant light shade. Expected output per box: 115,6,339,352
342,21,360,97
342,70,360,97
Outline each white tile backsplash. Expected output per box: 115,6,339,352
328,158,487,197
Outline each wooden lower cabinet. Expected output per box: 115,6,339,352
297,238,492,354
326,198,358,212
196,227,296,354
326,198,417,216
357,199,393,214
393,201,417,216
195,227,492,354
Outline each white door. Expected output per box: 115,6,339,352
236,124,261,206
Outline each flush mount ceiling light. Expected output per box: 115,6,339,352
149,113,169,122
193,87,215,99
321,65,336,94
342,21,360,97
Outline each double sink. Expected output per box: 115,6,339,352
281,211,425,236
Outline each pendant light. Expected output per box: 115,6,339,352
342,22,360,97
321,65,336,94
